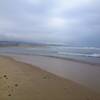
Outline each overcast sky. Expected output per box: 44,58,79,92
0,0,100,43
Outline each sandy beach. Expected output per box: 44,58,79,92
1,53,100,93
0,56,100,100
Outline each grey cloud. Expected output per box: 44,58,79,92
0,0,100,43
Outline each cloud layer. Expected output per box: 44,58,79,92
0,0,100,43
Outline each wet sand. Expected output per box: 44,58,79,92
0,56,100,100
3,54,100,93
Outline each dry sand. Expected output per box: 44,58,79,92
0,56,100,100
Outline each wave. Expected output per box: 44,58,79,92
58,52,100,58
90,53,100,58
25,46,100,50
0,46,100,58
55,46,100,50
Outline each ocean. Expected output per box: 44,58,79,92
0,45,100,64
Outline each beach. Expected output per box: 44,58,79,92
0,55,100,100
1,53,100,93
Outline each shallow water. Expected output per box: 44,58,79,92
0,46,100,64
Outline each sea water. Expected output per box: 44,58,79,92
0,45,100,64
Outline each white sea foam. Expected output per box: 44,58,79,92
58,52,100,58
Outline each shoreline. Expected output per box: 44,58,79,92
1,52,100,66
0,55,100,100
0,53,100,93
39,55,100,66
0,52,100,67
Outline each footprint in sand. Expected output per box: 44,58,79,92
3,75,7,77
7,83,19,96
3,74,19,97
3,75,8,79
8,94,11,96
14,84,18,87
43,76,48,79
2,74,19,97
42,75,51,80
